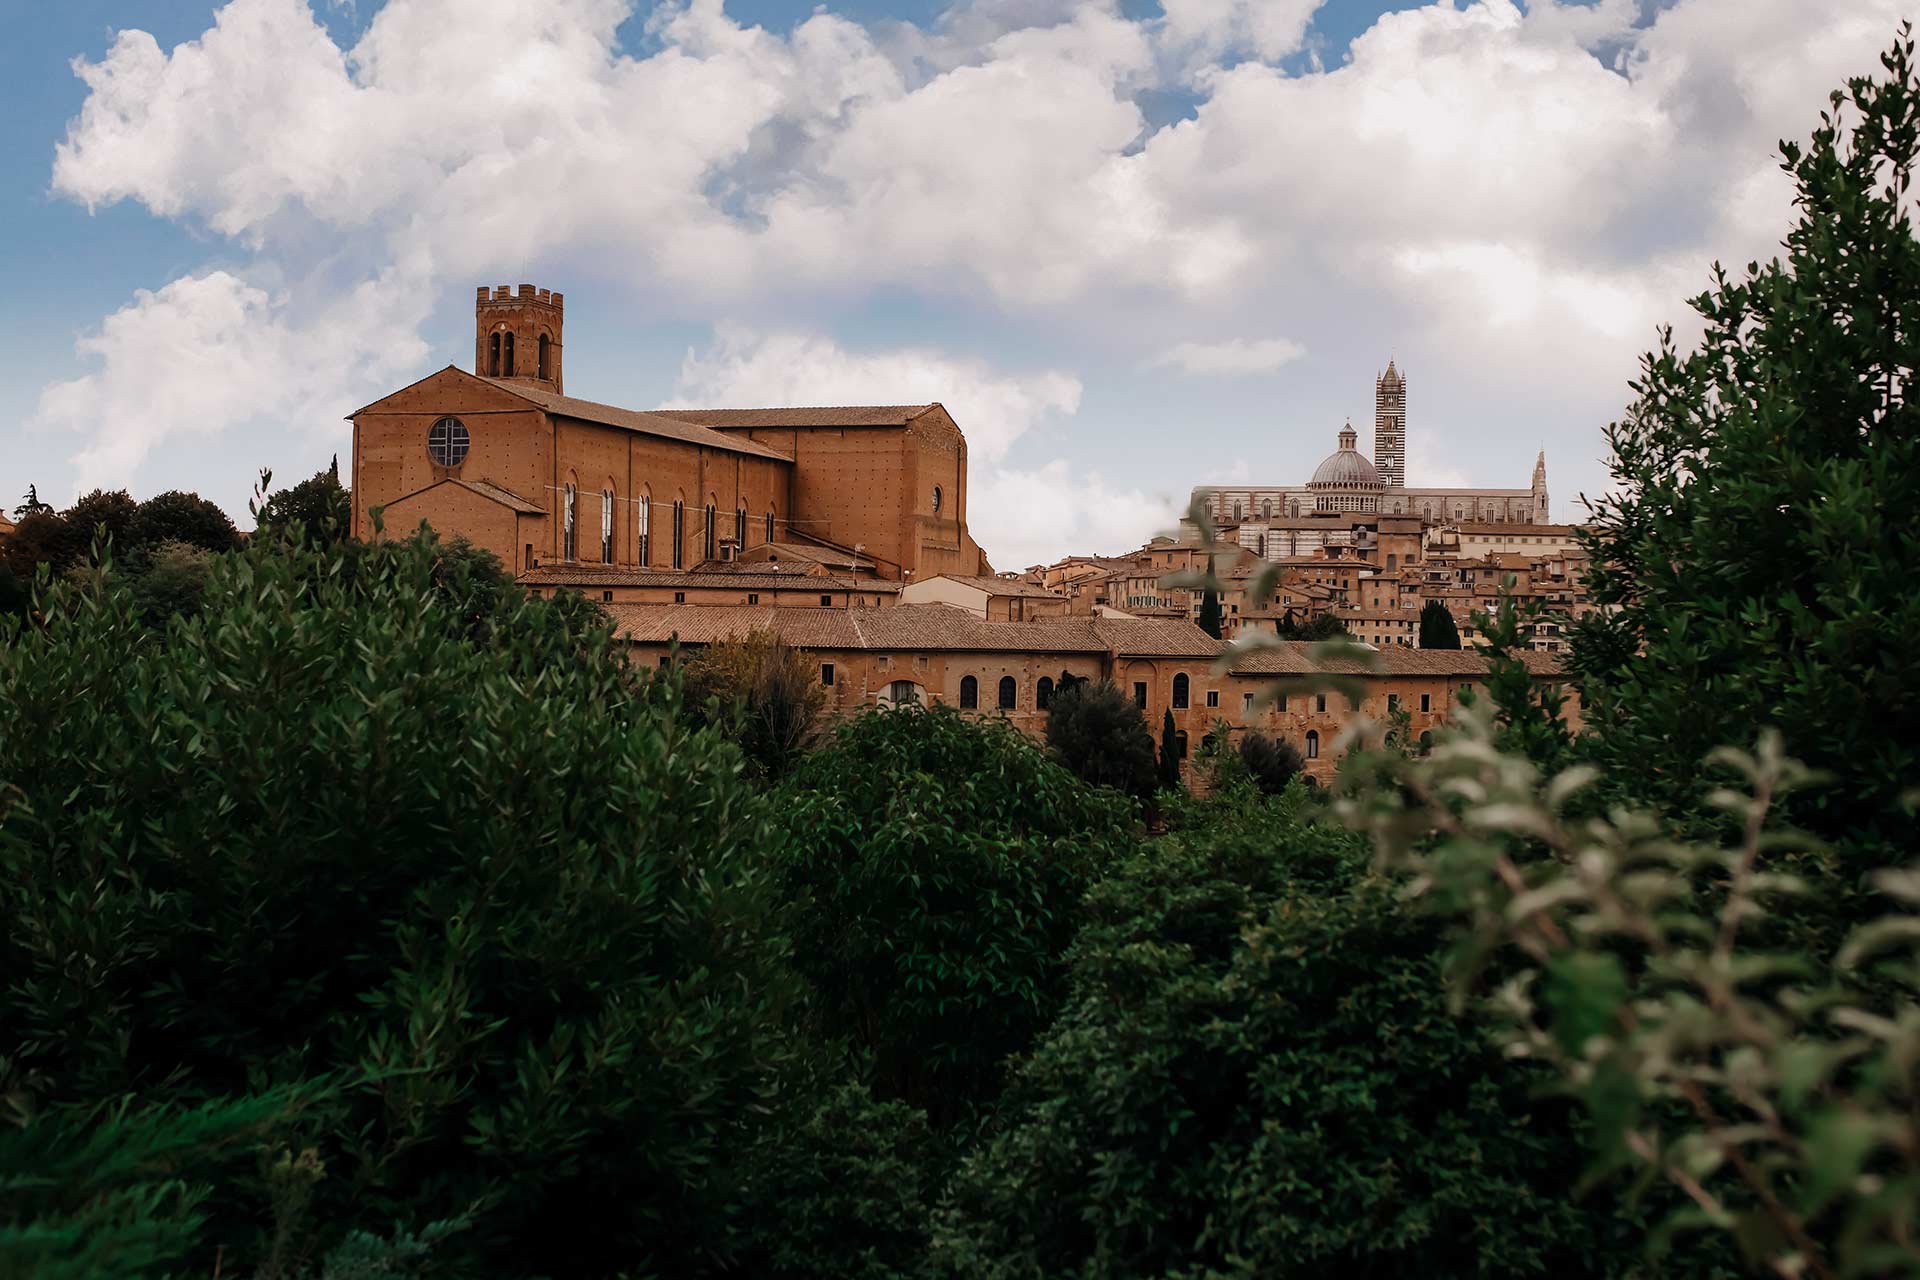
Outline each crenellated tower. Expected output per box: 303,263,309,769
1373,358,1406,489
475,283,564,394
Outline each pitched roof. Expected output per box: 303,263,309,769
1445,521,1579,534
1224,641,1564,677
660,405,937,429
481,380,793,461
921,574,1065,599
454,478,544,514
607,603,1218,656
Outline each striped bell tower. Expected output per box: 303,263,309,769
1373,359,1406,489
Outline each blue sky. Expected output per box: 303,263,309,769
1,0,1900,566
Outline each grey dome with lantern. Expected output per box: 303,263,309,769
1309,421,1383,489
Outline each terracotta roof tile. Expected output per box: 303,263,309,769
921,574,1066,599
483,381,793,461
1225,640,1564,677
660,405,936,429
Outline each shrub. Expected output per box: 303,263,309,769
1044,678,1157,801
683,627,828,779
1237,729,1302,794
775,706,1130,1123
0,529,804,1274
729,1082,936,1280
127,490,241,555
128,540,214,627
934,791,1659,1279
256,461,352,547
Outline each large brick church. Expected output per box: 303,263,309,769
348,284,993,581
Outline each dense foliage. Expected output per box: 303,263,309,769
775,707,1131,1123
0,530,807,1275
1044,677,1158,800
934,782,1655,1279
255,459,353,546
1572,29,1920,866
1237,728,1304,793
683,627,828,779
1419,598,1461,649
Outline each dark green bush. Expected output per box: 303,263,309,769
1043,678,1157,801
1237,729,1303,794
776,706,1131,1123
933,792,1656,1279
0,530,804,1274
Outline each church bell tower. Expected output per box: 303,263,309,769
1373,359,1406,489
475,283,564,395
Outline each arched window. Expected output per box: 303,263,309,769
488,331,501,377
997,676,1016,710
1262,499,1273,519
1037,676,1054,710
601,488,614,563
562,482,577,560
637,489,651,565
1172,673,1189,709
932,485,943,513
704,502,717,560
960,675,978,709
888,681,920,706
1305,730,1320,760
765,509,775,544
1418,730,1433,754
503,332,515,377
672,499,685,568
1233,501,1243,520
538,333,551,380
1257,534,1267,558
735,506,746,551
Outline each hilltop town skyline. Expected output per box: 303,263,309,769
1,0,1908,567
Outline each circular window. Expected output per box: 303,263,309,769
428,417,470,466
932,485,943,513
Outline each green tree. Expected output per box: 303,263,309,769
1418,599,1460,649
1043,678,1158,801
934,791,1662,1279
0,529,804,1275
774,707,1128,1124
255,459,352,546
127,490,241,556
1571,27,1920,865
1275,611,1348,642
128,540,215,628
1237,729,1303,794
1157,708,1181,790
683,627,828,780
1197,556,1222,639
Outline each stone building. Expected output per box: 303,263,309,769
349,284,993,582
611,602,1573,784
899,574,1071,620
1186,360,1551,545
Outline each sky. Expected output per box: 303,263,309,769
0,0,1905,569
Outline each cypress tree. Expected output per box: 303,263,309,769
1418,600,1461,649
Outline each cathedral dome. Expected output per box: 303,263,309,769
1309,422,1382,490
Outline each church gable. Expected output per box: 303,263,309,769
349,366,532,420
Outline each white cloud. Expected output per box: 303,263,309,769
32,0,1918,558
1151,336,1306,376
667,326,1169,566
32,268,429,493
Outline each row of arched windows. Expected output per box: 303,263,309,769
957,674,1053,711
556,481,779,567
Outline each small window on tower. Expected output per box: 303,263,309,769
932,485,943,513
503,332,516,377
538,333,551,380
427,417,470,467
